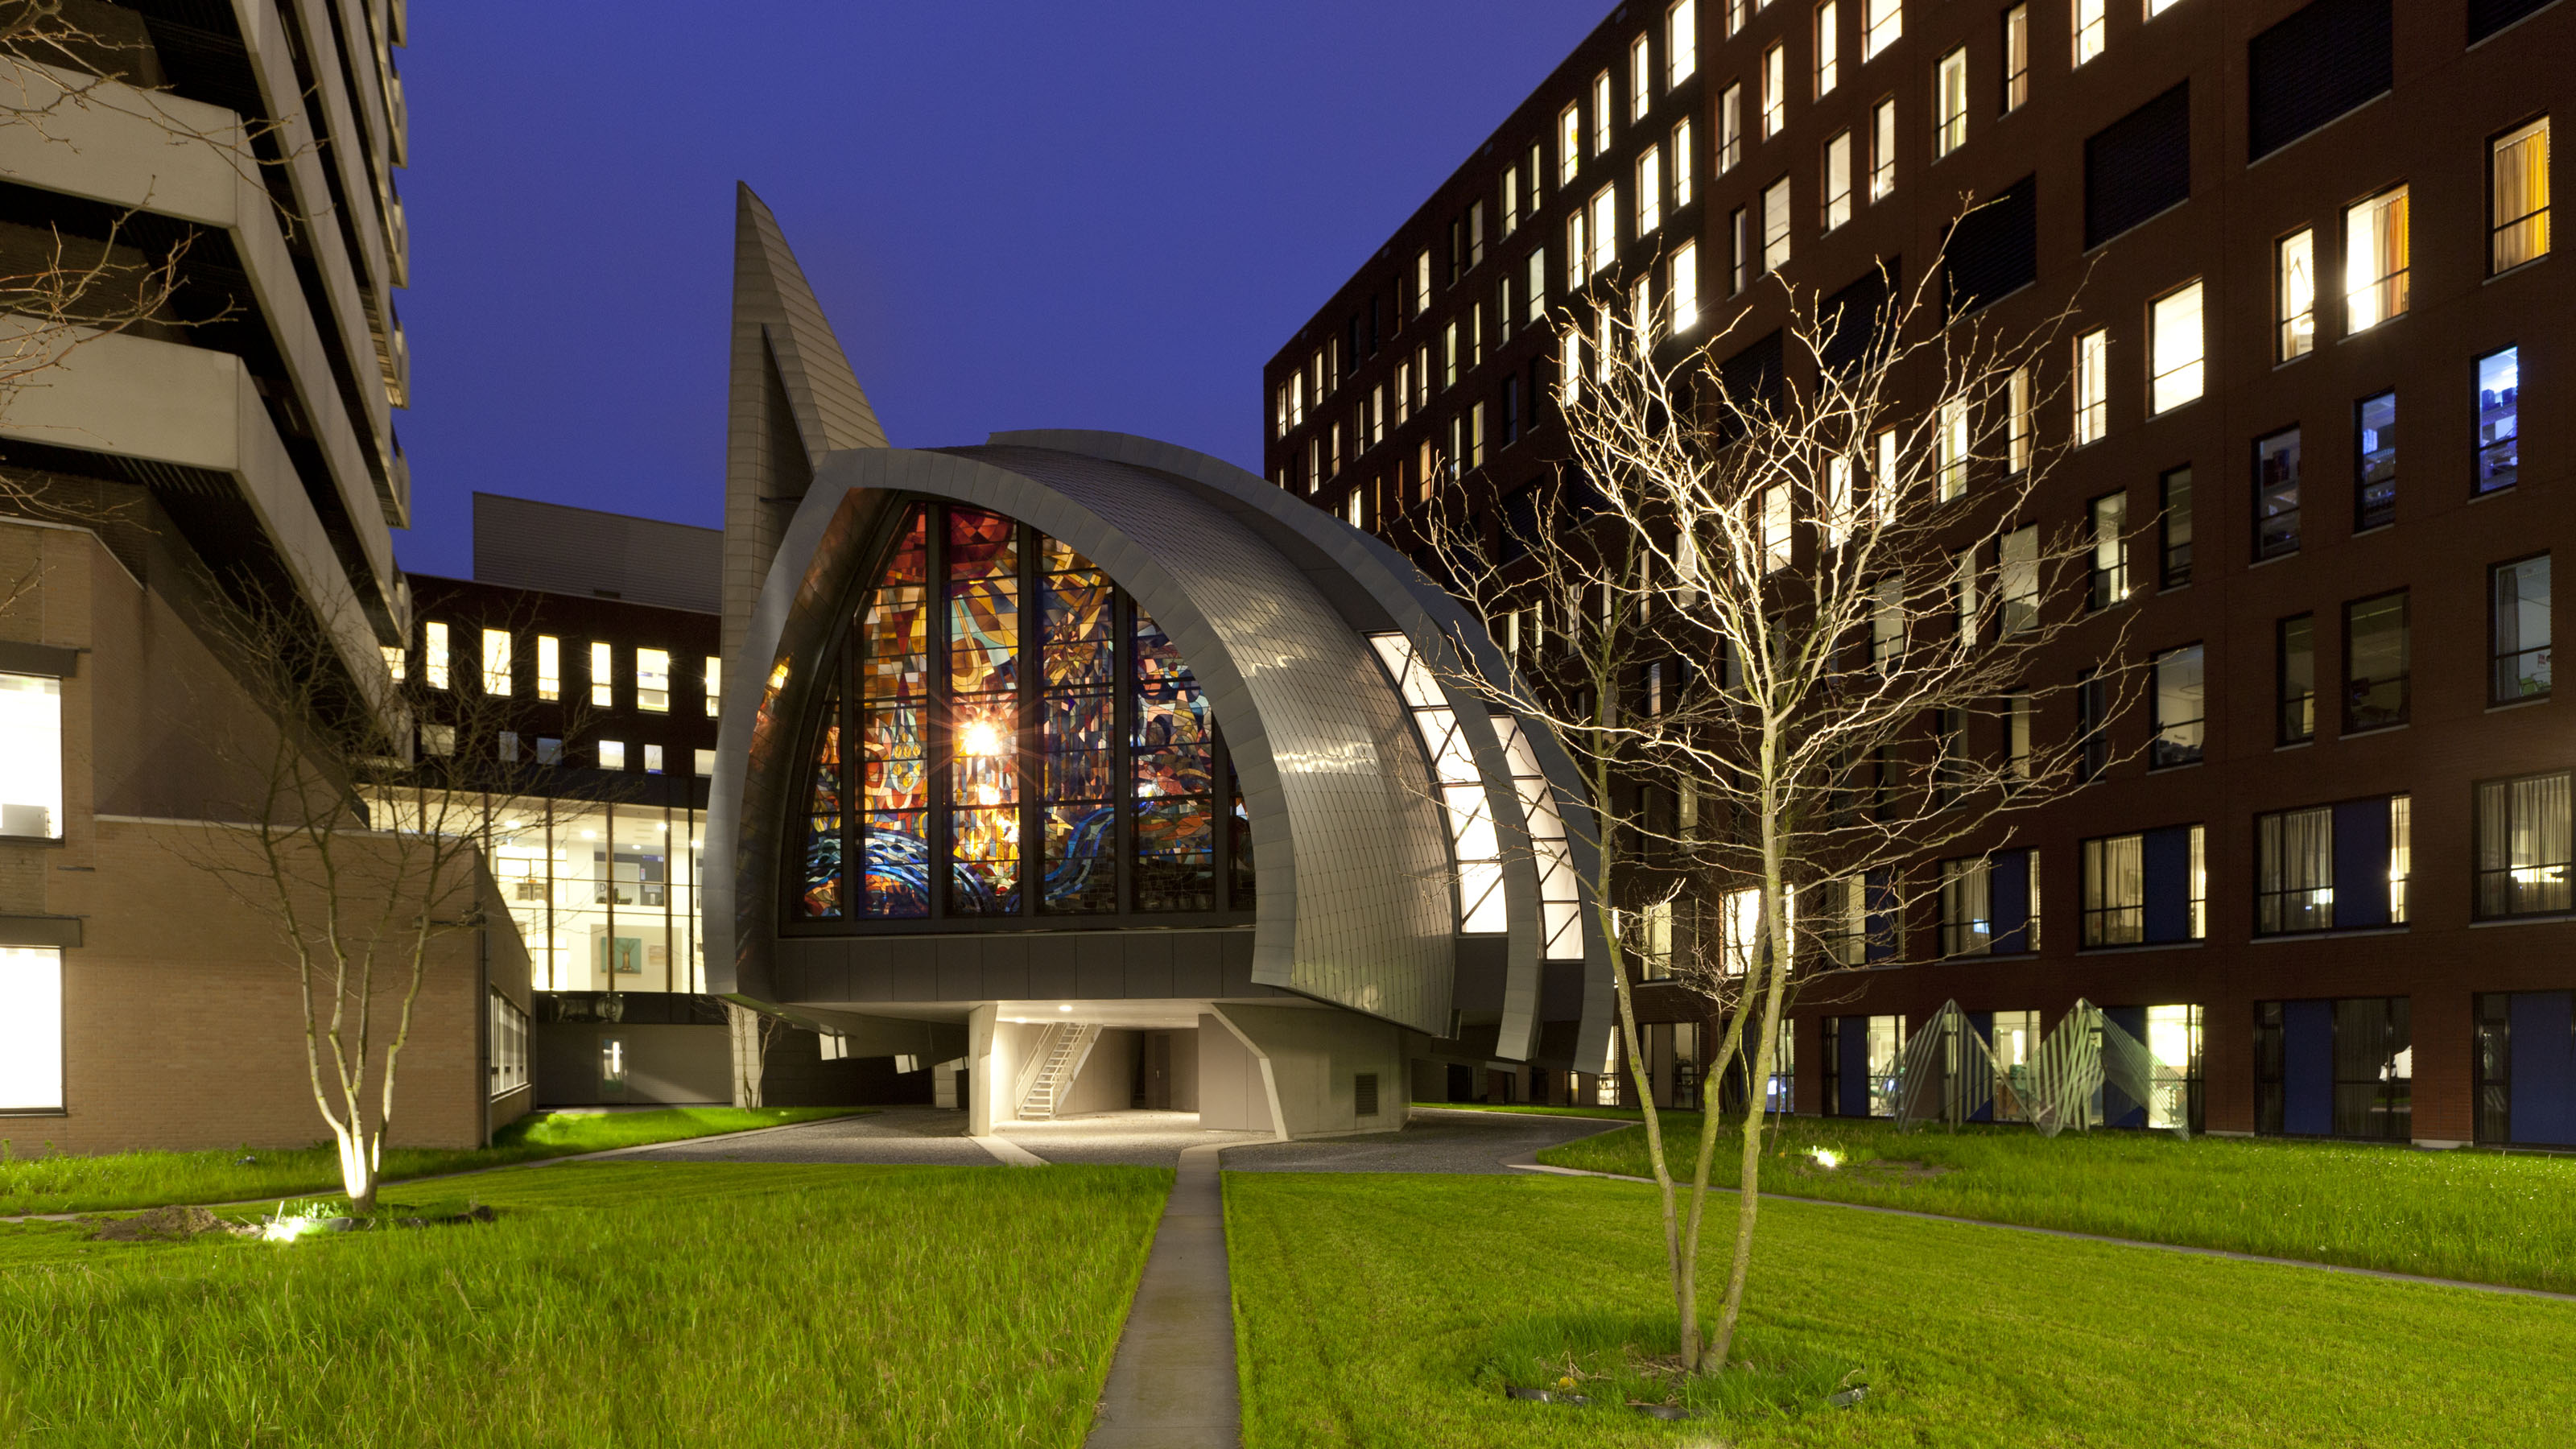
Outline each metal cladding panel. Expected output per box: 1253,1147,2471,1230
471,492,720,614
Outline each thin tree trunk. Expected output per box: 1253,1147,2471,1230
1703,864,1794,1369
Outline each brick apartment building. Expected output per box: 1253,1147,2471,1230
1266,0,2576,1146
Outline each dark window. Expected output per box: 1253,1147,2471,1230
1343,316,1361,376
2159,465,2193,588
1501,485,1541,564
2343,590,2409,731
2089,492,2128,609
1942,174,2037,316
2277,613,2315,744
1368,295,1382,355
2491,554,2552,703
1715,328,1785,442
2253,1001,2286,1133
2471,0,2561,43
2076,669,2108,781
2353,390,2396,530
2150,645,2204,768
1819,259,1897,376
2474,993,2511,1145
2247,0,2394,162
2475,770,2572,917
2254,428,2301,560
2476,346,2520,493
2331,997,2411,1141
2084,83,2191,249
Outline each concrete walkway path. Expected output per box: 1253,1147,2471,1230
1084,1143,1239,1448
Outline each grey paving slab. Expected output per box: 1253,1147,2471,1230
1217,1107,1629,1175
1083,1143,1239,1448
605,1107,998,1167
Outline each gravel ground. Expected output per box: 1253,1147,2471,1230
1219,1108,1629,1175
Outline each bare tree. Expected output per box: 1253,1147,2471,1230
726,1002,787,1108
1427,251,2140,1374
180,586,598,1214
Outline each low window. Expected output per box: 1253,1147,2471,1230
1823,1013,1906,1117
489,990,530,1099
2150,645,2204,767
2476,346,2521,493
2343,591,2409,732
2478,770,2572,918
2354,390,2396,531
0,946,64,1111
0,673,63,840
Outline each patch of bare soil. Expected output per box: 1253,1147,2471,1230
85,1205,254,1242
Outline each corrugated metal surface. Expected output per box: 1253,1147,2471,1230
472,491,720,614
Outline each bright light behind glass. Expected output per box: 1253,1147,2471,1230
1370,634,1509,934
0,947,64,1109
0,673,61,840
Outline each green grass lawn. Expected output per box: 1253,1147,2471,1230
1537,1113,2576,1293
0,1106,869,1216
0,1161,1166,1447
1227,1170,2576,1447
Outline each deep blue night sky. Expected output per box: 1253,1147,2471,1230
393,2,1604,578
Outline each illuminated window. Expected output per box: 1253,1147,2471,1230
1937,396,1969,498
536,635,561,700
2477,346,2521,493
1934,48,1968,157
2004,5,2029,111
1593,71,1615,153
1638,147,1663,235
2492,117,2550,275
423,621,450,690
2277,228,2315,361
1763,43,1787,137
1672,118,1696,207
1762,483,1794,572
2073,0,2105,66
1633,33,1653,121
2151,644,2203,766
381,645,404,683
2477,772,2571,918
1559,103,1582,186
1823,130,1854,230
702,655,720,716
2345,186,2409,332
795,505,1249,926
1371,634,1505,933
481,629,512,696
1816,1,1840,96
1671,240,1701,329
1762,175,1792,271
1864,0,1901,58
1525,250,1546,327
1719,82,1744,171
2001,525,2039,634
2149,279,2204,414
0,674,62,840
2074,328,2108,445
1590,186,1618,275
589,642,614,707
1496,713,1585,959
695,748,716,777
644,744,665,775
598,740,625,770
1669,0,1698,86
1871,97,1897,199
2008,367,2033,472
0,946,63,1110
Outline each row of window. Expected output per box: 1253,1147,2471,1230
1818,1002,2205,1130
416,722,716,780
397,623,720,717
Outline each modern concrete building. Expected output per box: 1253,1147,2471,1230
704,187,1616,1138
0,0,535,1151
1266,0,2576,1146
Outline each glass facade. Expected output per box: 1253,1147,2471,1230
484,799,708,992
795,502,1253,927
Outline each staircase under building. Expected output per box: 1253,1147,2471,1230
1018,1022,1102,1121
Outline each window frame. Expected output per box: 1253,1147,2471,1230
0,945,64,1113
2158,464,2193,589
2475,769,2574,919
2277,612,2316,745
2147,279,2204,415
2149,642,2205,769
2353,389,2396,532
2001,4,2030,113
2253,425,2301,562
2489,551,2553,705
2343,184,2411,334
2276,227,2317,362
1933,47,1969,158
2475,344,2521,494
2341,588,2411,734
2489,114,2551,276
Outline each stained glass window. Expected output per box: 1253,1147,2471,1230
1135,608,1214,910
795,502,1249,926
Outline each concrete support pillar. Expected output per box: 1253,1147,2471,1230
966,1003,1000,1137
